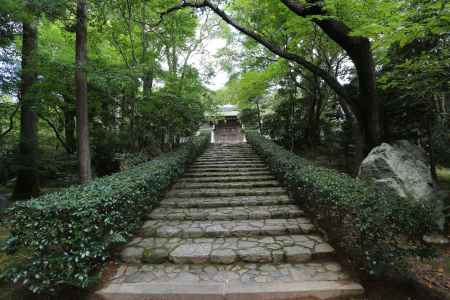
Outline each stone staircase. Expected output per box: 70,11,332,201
95,143,364,300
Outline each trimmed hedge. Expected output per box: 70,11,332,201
246,132,438,276
1,134,209,293
116,152,149,170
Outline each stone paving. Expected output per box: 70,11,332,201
106,262,351,286
141,218,315,238
166,187,286,198
180,175,274,183
149,205,304,221
121,234,334,265
184,170,272,177
160,195,293,208
173,180,280,189
95,143,364,300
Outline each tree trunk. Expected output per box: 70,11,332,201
340,100,364,175
427,116,438,182
75,0,92,183
64,109,77,154
279,0,382,151
12,19,40,200
63,96,77,154
303,96,322,149
307,20,381,153
346,39,381,155
256,102,262,133
289,98,295,151
143,69,154,98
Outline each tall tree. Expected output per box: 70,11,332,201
75,0,92,182
279,0,380,153
12,13,40,200
164,0,381,153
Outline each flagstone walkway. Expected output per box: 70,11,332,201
95,143,364,300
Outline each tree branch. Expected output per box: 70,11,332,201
280,0,357,50
280,0,378,117
111,30,132,69
0,103,19,139
279,0,324,16
161,0,351,103
39,113,73,154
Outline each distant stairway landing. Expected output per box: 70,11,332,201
213,124,245,144
94,144,364,300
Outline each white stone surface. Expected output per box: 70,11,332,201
358,140,437,202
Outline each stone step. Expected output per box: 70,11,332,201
209,144,251,147
191,164,267,170
183,171,273,178
202,147,254,150
149,205,304,221
187,167,269,173
211,144,251,147
160,195,293,208
96,142,365,299
121,234,335,265
208,149,252,151
96,262,364,300
197,157,260,161
173,181,280,190
142,218,316,238
205,147,253,150
205,148,254,151
193,161,265,166
194,161,264,165
200,155,257,158
166,187,286,198
198,154,259,158
200,151,256,154
195,158,263,163
203,145,251,148
203,150,255,154
200,150,256,154
180,175,276,183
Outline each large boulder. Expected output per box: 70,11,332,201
358,140,437,202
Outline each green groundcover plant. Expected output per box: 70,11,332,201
246,131,439,277
0,134,209,294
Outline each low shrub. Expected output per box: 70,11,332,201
0,134,209,294
246,131,438,277
115,152,149,171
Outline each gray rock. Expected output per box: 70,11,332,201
358,140,437,202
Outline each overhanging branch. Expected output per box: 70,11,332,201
159,0,352,104
279,0,324,16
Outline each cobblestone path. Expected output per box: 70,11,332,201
95,144,364,300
